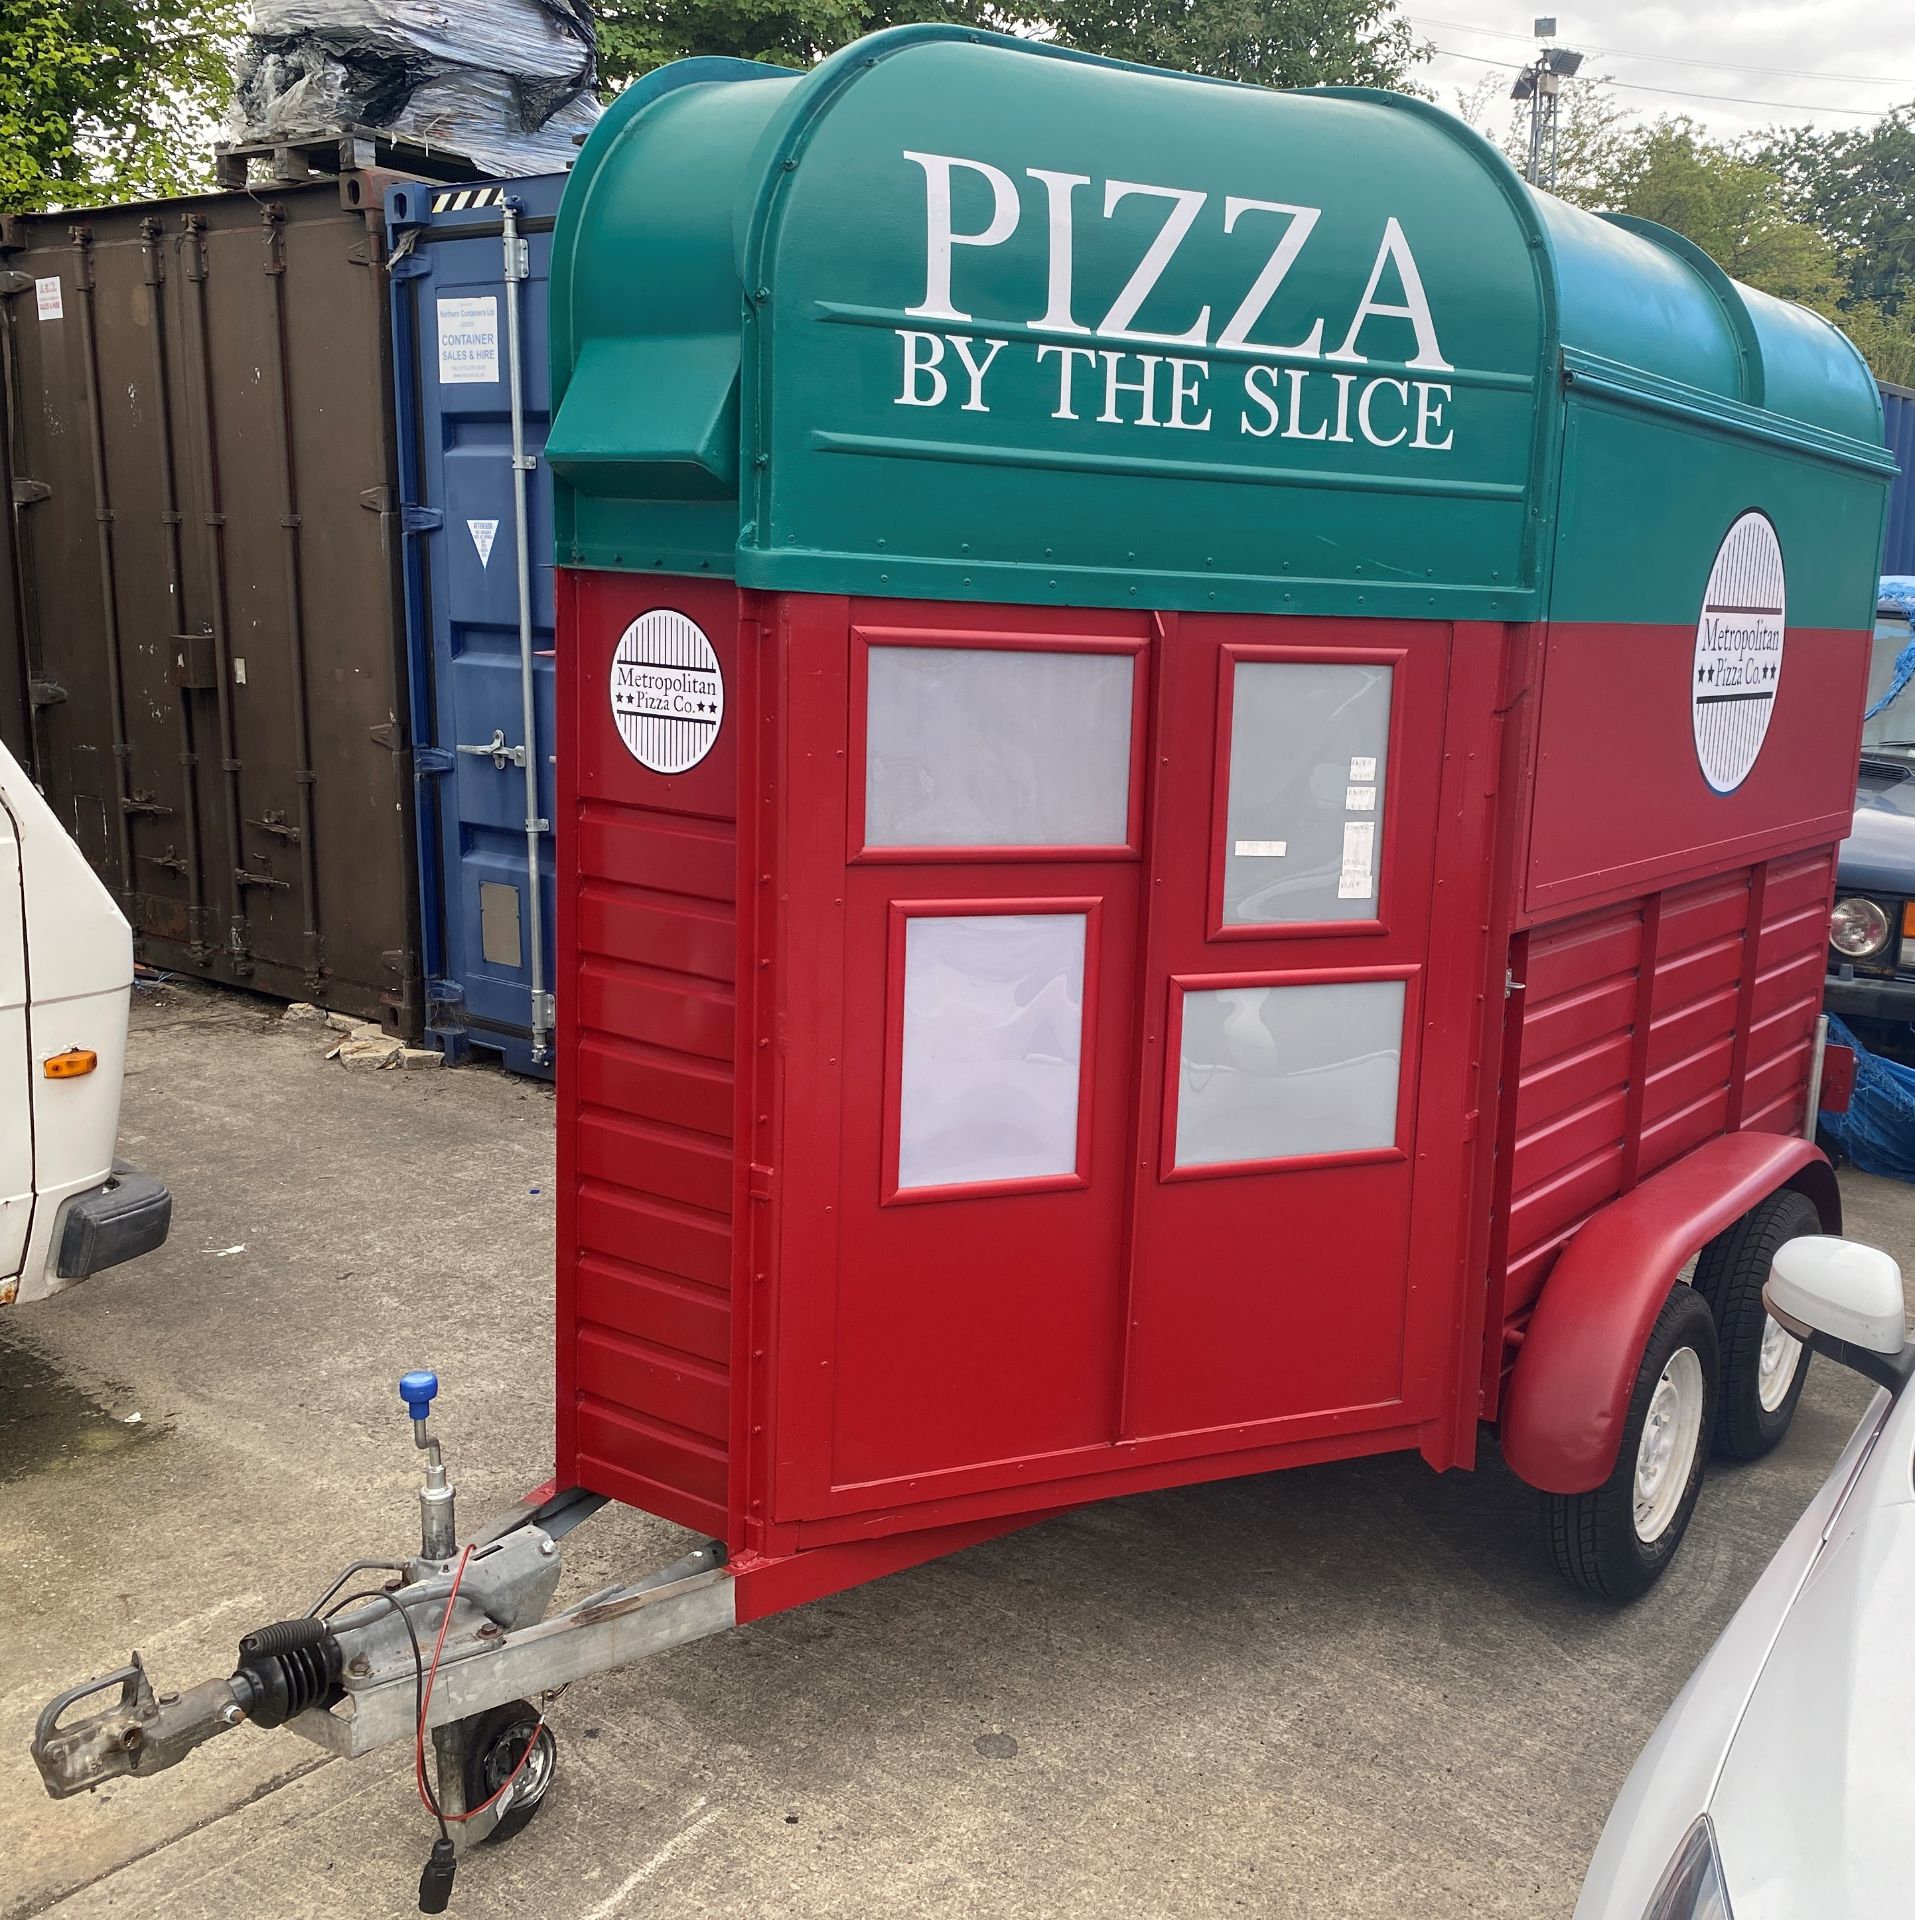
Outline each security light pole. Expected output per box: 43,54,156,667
1511,16,1584,189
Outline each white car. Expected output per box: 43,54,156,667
1575,1236,1914,1920
0,737,170,1305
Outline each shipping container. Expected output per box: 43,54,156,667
0,179,424,1032
388,177,564,1075
1883,381,1915,577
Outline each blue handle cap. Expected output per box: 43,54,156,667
399,1370,439,1419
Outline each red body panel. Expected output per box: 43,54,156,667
1499,1132,1840,1494
1495,849,1836,1330
553,572,1859,1589
1523,623,1866,920
556,571,745,1539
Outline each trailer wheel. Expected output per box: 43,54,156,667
1541,1285,1718,1602
463,1701,557,1846
1690,1188,1817,1461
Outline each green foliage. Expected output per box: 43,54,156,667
1597,119,1841,306
594,0,1428,91
0,0,240,213
1039,0,1428,91
1594,117,1915,387
1756,109,1915,320
593,0,989,85
1460,72,1915,389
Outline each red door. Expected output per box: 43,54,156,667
782,601,1479,1523
1120,617,1456,1444
822,607,1149,1495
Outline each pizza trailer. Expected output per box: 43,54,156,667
31,27,1895,1902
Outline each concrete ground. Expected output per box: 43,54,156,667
1,980,1905,1920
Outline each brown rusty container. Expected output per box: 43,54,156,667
0,177,423,1033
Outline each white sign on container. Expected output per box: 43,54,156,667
436,296,499,384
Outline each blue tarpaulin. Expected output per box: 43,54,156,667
1863,578,1915,721
1823,1013,1915,1181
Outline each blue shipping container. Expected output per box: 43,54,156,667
1885,382,1915,578
388,176,564,1075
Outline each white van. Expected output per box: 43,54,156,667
0,739,169,1305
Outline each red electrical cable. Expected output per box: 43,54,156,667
413,1543,549,1826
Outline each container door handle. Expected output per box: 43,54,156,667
455,730,527,771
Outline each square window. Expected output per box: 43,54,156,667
866,646,1133,849
898,913,1088,1191
1222,660,1392,925
1174,978,1405,1169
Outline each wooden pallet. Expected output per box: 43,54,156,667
214,126,482,190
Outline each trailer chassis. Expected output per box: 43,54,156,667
29,1376,735,1908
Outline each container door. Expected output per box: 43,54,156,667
1120,618,1454,1440
822,614,1149,1493
402,188,559,1074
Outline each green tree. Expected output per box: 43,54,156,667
1590,114,1915,385
1462,72,1915,386
595,0,1428,92
0,0,239,212
1596,118,1841,305
1756,108,1915,319
593,0,996,87
1040,0,1428,90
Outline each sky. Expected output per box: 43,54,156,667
1408,3,1915,144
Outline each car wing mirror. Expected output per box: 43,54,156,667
1764,1236,1915,1394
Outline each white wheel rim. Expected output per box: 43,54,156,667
489,1725,554,1818
1757,1312,1803,1413
1634,1346,1706,1544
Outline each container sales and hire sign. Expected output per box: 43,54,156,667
888,152,1458,456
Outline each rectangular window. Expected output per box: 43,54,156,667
1221,659,1393,926
1172,977,1405,1170
896,911,1089,1193
865,645,1134,850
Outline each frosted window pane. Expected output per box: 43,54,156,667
867,647,1132,847
899,914,1087,1190
1174,980,1405,1168
1223,662,1392,924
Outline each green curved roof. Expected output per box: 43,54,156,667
549,27,1890,624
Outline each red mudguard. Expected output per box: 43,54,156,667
1500,1132,1841,1495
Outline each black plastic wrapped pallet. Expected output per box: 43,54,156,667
229,0,601,177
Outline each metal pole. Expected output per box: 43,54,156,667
1803,1013,1829,1140
500,201,551,1064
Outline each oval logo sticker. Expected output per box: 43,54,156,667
1691,512,1785,795
609,610,724,774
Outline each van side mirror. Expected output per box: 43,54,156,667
1764,1237,1914,1394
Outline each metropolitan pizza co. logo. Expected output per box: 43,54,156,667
608,610,724,774
1691,512,1785,796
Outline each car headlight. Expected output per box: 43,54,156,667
1830,895,1891,958
1641,1816,1733,1920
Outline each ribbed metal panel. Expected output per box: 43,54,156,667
0,183,421,1032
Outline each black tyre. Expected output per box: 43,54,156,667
1690,1188,1817,1461
1542,1285,1718,1602
461,1700,556,1846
